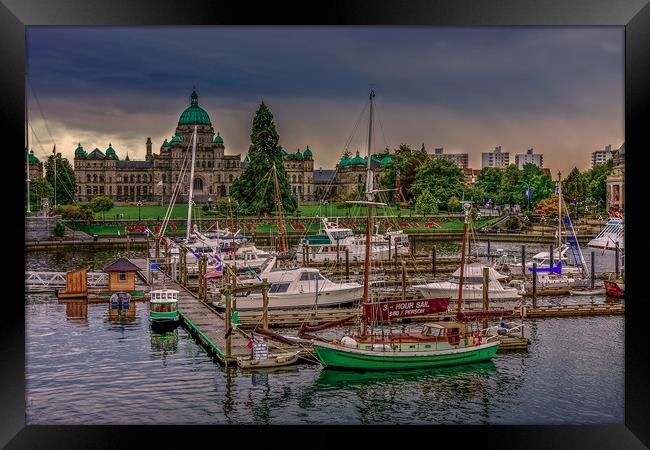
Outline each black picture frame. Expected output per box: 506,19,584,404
3,0,649,448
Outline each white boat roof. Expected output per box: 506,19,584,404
451,263,508,280
150,289,179,294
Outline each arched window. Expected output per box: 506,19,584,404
130,175,134,183
292,175,296,183
298,175,302,183
162,174,167,182
93,174,97,182
229,174,233,182
137,174,141,183
217,174,221,183
207,161,212,168
87,174,91,182
193,178,203,192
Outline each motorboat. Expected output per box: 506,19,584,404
216,266,363,310
413,263,522,302
149,289,180,325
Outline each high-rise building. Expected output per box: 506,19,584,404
515,148,544,169
592,144,613,167
481,146,510,169
429,147,469,169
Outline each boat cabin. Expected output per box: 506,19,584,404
149,289,179,314
421,322,469,345
103,258,141,293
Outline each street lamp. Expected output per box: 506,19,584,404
208,196,213,210
137,200,143,222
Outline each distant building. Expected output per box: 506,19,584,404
515,148,543,169
281,146,315,201
429,147,469,169
463,168,481,184
606,143,625,210
313,167,337,198
592,144,614,167
481,146,510,169
26,149,43,181
334,149,392,196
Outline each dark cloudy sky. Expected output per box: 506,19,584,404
27,26,623,175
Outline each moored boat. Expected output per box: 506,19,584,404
149,289,180,326
603,280,625,298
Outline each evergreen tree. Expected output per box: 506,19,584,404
415,188,438,216
562,167,587,205
230,102,296,215
379,143,428,201
584,160,613,206
44,153,77,206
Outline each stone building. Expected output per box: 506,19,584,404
74,90,242,203
606,143,625,210
26,149,43,181
281,146,314,201
333,149,391,196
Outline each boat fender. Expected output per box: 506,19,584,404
341,336,358,348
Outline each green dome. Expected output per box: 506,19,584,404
28,149,40,164
74,143,86,156
280,146,288,157
338,151,351,167
105,143,118,159
380,154,392,165
214,131,224,144
162,139,171,148
294,148,303,160
350,150,365,165
303,145,313,157
178,90,212,125
170,134,182,143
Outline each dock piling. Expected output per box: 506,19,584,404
345,249,350,281
614,242,619,277
521,245,526,277
549,245,554,268
591,251,595,289
432,246,436,278
532,262,537,308
262,278,269,330
482,267,489,330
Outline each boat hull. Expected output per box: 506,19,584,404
414,284,521,301
230,286,364,310
313,340,500,370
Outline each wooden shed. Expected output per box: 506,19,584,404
57,268,88,300
104,258,141,293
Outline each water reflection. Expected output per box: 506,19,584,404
62,300,88,321
150,329,179,353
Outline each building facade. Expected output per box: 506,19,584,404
26,149,43,181
281,146,314,201
74,90,244,203
592,144,613,167
606,143,624,210
481,146,510,169
429,147,469,169
515,148,544,169
332,149,391,196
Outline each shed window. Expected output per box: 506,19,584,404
118,272,127,281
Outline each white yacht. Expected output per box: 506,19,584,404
413,263,522,302
587,217,624,250
218,265,363,310
296,217,409,262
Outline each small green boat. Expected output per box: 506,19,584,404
149,289,180,325
313,321,500,371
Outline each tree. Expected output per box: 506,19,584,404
214,197,239,216
498,164,521,206
415,188,438,216
28,177,53,212
88,195,114,220
230,102,296,215
379,144,429,201
584,160,613,207
411,158,465,207
534,194,560,218
516,163,555,208
447,196,461,212
477,167,503,203
561,167,587,205
44,153,77,206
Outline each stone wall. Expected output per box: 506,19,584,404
25,215,62,241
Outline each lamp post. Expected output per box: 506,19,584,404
137,200,143,223
208,196,213,211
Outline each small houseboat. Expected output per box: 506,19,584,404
149,289,180,326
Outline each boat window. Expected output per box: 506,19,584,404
424,327,442,337
300,272,311,281
269,283,290,293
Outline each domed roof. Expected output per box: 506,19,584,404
294,148,303,160
105,143,118,159
350,150,365,165
280,146,288,157
338,150,351,167
74,143,86,156
178,90,212,126
214,131,224,144
28,149,40,164
380,154,392,165
303,145,313,157
162,139,171,148
170,134,182,143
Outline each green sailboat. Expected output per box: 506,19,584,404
312,89,500,370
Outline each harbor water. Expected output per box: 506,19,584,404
25,248,624,425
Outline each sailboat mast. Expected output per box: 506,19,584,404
186,125,198,241
557,171,562,251
360,89,375,336
26,81,30,213
272,164,287,254
456,203,470,317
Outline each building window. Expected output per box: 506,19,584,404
229,174,233,182
118,272,127,282
217,174,221,183
118,186,122,195
100,186,104,194
93,174,98,182
298,175,302,183
193,178,203,191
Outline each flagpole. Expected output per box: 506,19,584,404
53,146,57,208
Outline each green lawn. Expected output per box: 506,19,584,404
96,204,421,220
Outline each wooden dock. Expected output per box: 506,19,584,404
525,303,624,318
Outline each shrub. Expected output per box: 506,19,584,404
53,222,66,237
